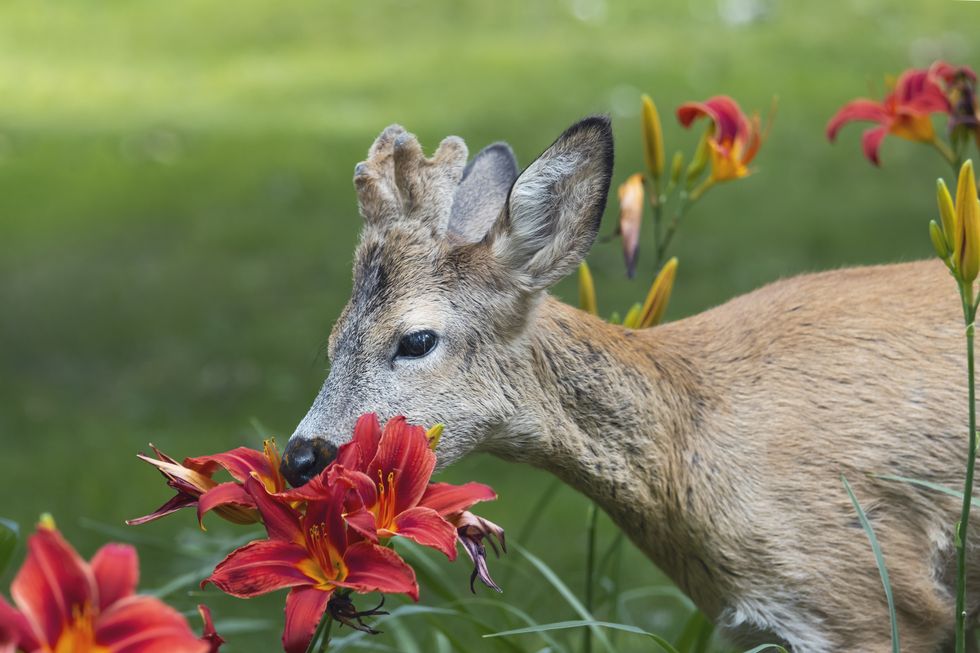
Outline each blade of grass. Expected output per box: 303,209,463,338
330,606,461,651
673,609,713,652
583,501,599,653
460,597,568,653
842,474,900,653
484,619,680,653
515,544,613,652
874,474,976,501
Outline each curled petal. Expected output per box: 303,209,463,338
825,99,889,141
96,595,208,653
390,507,458,560
282,586,332,653
126,493,197,526
419,482,497,517
617,173,644,279
90,543,139,611
203,540,313,598
860,125,889,166
136,454,216,496
197,482,258,528
338,542,419,601
451,511,506,593
11,526,95,646
343,508,379,543
185,448,275,485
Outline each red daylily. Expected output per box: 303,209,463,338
291,415,496,561
932,60,980,147
128,439,286,528
826,66,951,165
0,520,219,653
203,477,417,653
677,96,763,182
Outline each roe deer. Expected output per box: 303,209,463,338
279,116,978,652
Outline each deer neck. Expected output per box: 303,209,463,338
487,295,729,614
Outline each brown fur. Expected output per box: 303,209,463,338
287,118,978,651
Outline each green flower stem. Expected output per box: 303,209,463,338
932,136,958,171
655,191,698,269
309,609,335,653
956,281,978,653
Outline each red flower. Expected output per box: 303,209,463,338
0,519,219,653
290,415,496,561
203,477,418,653
128,439,286,528
826,66,951,165
677,96,763,182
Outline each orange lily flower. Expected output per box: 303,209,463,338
0,520,219,653
128,439,286,528
203,477,417,653
826,66,951,165
677,96,762,182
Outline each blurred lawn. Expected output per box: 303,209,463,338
0,0,976,650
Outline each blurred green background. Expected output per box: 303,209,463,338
0,0,975,650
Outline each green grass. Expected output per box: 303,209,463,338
0,0,977,650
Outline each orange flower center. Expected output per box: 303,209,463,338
53,603,109,653
302,523,348,589
375,469,398,531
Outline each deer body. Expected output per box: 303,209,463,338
281,117,977,651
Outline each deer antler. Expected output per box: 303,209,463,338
353,125,469,236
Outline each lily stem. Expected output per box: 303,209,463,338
656,188,701,268
955,281,977,653
583,501,599,653
310,612,335,653
933,136,958,171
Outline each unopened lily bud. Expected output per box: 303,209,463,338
426,424,443,451
670,151,684,187
638,257,678,328
937,178,956,244
955,160,980,283
641,95,665,180
930,220,950,260
686,125,713,188
618,173,645,278
578,261,598,316
39,513,56,530
623,302,643,329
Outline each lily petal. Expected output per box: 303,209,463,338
11,525,96,646
282,586,332,653
343,507,379,543
860,125,889,166
244,476,303,543
0,595,40,653
419,482,497,516
197,605,224,653
373,418,435,513
126,493,197,526
336,413,383,471
185,448,274,484
96,595,208,653
197,482,257,528
203,540,313,598
390,507,458,560
826,99,889,141
90,543,139,611
338,542,419,601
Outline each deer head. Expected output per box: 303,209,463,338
280,117,613,486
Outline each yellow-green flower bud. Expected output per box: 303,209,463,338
930,220,950,260
578,261,598,316
641,95,665,181
955,160,980,283
638,257,678,328
623,302,643,329
686,125,713,188
670,151,684,187
937,178,956,244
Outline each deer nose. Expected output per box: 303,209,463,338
280,437,338,488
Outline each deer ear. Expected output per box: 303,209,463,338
447,143,519,243
490,116,613,290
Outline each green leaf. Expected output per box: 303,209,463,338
0,518,19,577
874,474,974,501
843,474,900,653
483,619,680,653
740,646,790,653
514,544,613,652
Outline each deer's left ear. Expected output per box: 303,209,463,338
489,116,613,291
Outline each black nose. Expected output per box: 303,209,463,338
280,437,338,488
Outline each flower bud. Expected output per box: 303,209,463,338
955,160,980,283
638,257,678,328
937,178,956,245
670,151,684,187
578,261,598,316
425,424,443,451
930,220,950,260
641,95,665,180
686,125,713,188
622,303,642,329
618,173,645,278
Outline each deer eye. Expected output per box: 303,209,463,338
395,330,438,359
